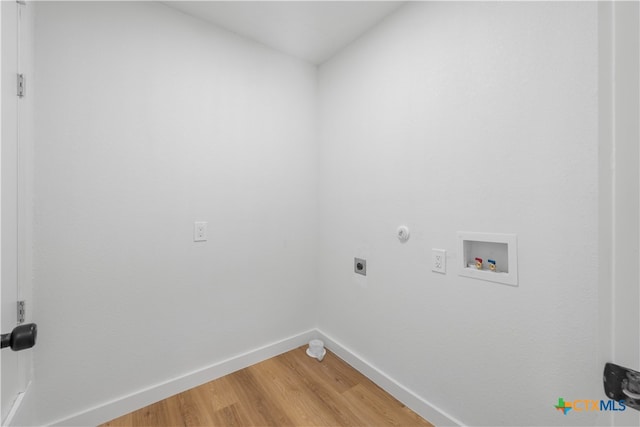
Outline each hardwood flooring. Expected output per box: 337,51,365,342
102,346,433,426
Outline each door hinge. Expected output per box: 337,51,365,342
17,301,25,324
17,73,25,98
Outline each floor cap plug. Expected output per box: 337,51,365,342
306,339,326,361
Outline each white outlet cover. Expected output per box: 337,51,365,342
432,249,446,274
194,221,207,242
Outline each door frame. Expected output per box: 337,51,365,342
1,0,34,424
598,1,640,426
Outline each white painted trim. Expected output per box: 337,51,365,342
45,328,462,426
317,330,463,427
5,379,36,426
50,329,317,426
3,388,26,426
5,379,38,427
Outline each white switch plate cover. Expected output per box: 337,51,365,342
432,249,446,274
194,221,207,242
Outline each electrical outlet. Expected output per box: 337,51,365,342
194,221,207,242
354,258,367,276
432,249,446,274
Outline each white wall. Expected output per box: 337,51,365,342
318,2,600,426
31,2,318,424
22,1,613,426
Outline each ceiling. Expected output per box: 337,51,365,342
162,1,406,64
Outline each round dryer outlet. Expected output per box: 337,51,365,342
397,225,410,243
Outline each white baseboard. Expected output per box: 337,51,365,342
317,329,463,427
44,328,461,426
4,385,27,426
50,329,317,426
6,380,41,427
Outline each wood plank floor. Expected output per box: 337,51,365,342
102,346,433,426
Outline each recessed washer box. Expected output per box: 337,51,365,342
458,232,518,286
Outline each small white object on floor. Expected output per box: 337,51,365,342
306,339,326,361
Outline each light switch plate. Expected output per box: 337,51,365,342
432,249,446,274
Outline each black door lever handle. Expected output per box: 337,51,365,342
1,323,37,351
